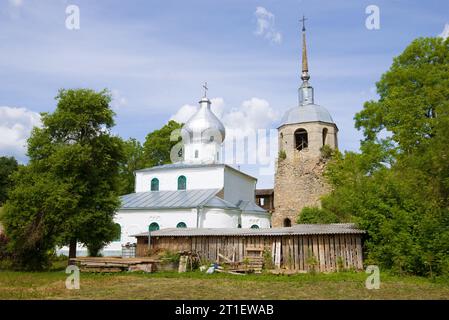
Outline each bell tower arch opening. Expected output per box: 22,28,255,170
322,127,328,146
294,129,308,151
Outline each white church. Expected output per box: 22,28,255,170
108,94,271,254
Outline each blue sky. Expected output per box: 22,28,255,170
0,0,448,188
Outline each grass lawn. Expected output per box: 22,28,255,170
1,267,448,300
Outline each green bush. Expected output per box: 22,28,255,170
278,150,286,161
320,144,334,160
263,249,275,270
160,250,181,264
297,207,340,224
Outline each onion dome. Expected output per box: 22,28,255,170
181,95,226,144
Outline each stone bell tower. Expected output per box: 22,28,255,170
273,17,338,227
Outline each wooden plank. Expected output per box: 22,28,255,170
329,235,335,272
293,236,299,270
356,235,363,270
326,235,332,272
322,235,328,272
298,236,304,271
274,238,281,268
302,236,309,271
334,235,340,269
312,236,318,272
318,236,325,272
342,235,352,269
239,237,244,262
351,235,356,269
287,236,293,270
339,235,345,270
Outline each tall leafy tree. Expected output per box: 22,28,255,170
143,120,182,167
0,156,19,206
3,89,124,268
118,138,145,195
299,37,449,276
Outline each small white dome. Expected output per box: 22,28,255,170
181,98,226,144
280,104,334,127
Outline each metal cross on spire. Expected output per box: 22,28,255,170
202,82,208,98
300,15,307,32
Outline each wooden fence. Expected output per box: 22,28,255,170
136,233,363,272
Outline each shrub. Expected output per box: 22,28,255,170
297,207,340,224
278,150,286,161
263,249,275,270
0,233,10,260
320,144,334,160
160,250,181,264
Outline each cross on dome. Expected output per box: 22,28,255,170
202,82,208,98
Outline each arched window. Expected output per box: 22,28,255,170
151,178,159,191
238,224,242,228
178,175,187,190
195,150,199,158
148,222,160,232
114,224,121,242
176,222,187,228
251,225,259,229
294,129,308,151
322,128,328,146
283,218,291,227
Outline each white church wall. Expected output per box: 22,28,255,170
57,208,198,256
223,166,256,205
114,208,197,240
241,212,271,229
135,166,224,193
199,208,240,228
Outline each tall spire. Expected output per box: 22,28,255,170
298,15,314,106
300,15,310,81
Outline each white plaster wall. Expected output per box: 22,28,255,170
223,167,256,205
113,208,197,240
241,212,271,229
58,208,198,255
199,208,240,228
135,166,224,193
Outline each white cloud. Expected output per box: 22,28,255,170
0,106,41,162
170,97,225,124
438,23,449,40
254,7,282,44
111,90,128,109
222,97,279,134
170,104,197,123
170,97,279,131
8,0,23,7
